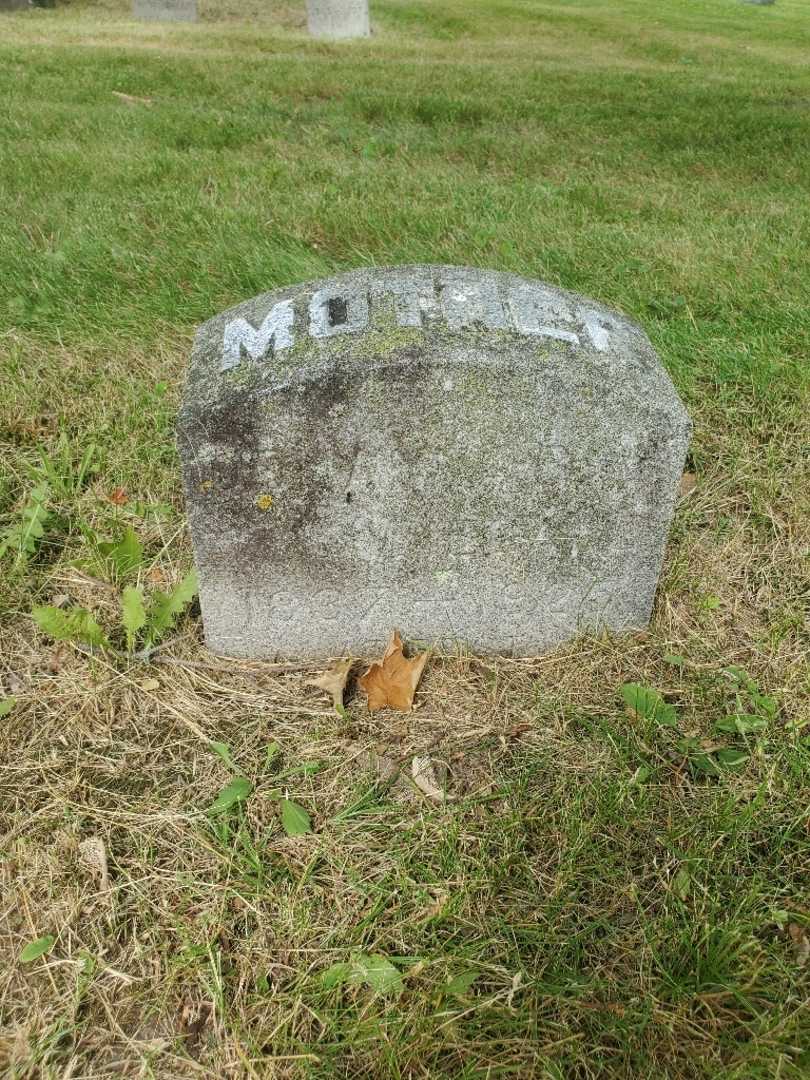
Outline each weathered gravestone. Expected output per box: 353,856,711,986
306,0,370,39
133,0,196,21
178,266,690,659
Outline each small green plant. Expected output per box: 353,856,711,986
697,666,777,768
203,746,315,894
35,438,98,500
322,952,404,995
0,481,51,567
206,742,314,838
31,606,109,649
76,523,147,583
33,567,197,657
280,798,312,836
618,669,776,779
621,682,678,728
31,526,197,657
676,738,749,777
720,666,778,726
0,442,98,569
19,935,55,964
208,776,253,815
443,970,480,998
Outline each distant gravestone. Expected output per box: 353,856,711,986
306,0,370,39
133,0,196,21
178,266,690,660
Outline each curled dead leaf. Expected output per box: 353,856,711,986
78,836,110,891
788,923,809,967
308,657,354,711
359,630,428,712
180,1000,212,1057
411,756,449,802
5,671,25,695
48,646,67,674
421,888,449,920
112,90,154,107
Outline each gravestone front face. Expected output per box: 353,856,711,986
133,0,196,21
306,0,370,39
179,265,690,660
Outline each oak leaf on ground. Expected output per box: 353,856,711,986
308,657,354,711
411,756,448,802
359,630,428,712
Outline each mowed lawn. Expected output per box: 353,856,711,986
1,0,809,1076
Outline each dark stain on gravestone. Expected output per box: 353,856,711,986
327,296,349,327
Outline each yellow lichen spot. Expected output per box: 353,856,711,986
199,480,213,494
256,493,274,511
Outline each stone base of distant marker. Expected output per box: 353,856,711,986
306,0,370,39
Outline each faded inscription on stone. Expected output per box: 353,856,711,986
133,0,196,21
178,265,691,659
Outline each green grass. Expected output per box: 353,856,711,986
1,0,809,1076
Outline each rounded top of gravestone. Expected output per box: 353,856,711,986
182,264,688,425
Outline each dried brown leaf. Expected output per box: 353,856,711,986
359,630,428,712
48,646,67,674
180,1000,212,1057
420,889,449,920
112,90,154,107
411,756,448,802
78,836,110,891
788,923,809,967
5,671,25,695
308,657,354,710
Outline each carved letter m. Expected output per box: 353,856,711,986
220,300,295,371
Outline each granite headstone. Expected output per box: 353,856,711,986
179,266,690,659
